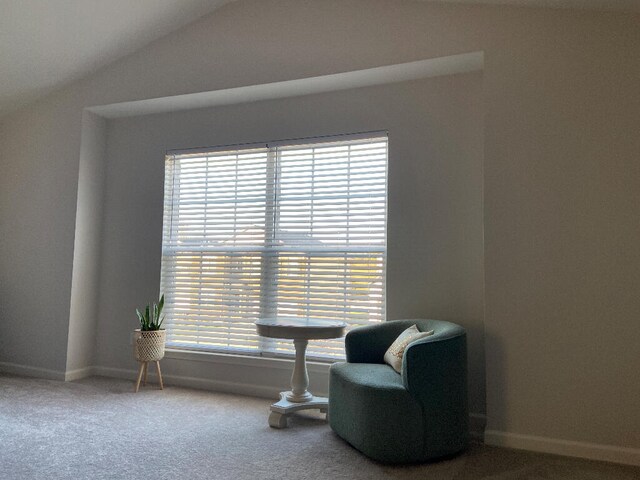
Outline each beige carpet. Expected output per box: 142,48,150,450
0,373,637,480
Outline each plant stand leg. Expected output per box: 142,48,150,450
135,362,145,393
156,361,164,390
143,362,148,386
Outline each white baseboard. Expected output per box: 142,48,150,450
64,366,96,381
93,365,284,399
0,361,96,382
92,365,137,381
485,430,640,467
0,361,66,381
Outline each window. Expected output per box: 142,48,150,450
160,133,387,360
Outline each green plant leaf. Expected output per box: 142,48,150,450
135,295,166,331
158,294,165,316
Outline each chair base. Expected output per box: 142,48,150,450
329,361,468,464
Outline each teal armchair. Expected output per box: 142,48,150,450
329,319,469,464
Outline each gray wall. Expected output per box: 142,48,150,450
97,73,485,413
0,91,83,374
0,0,638,457
66,112,107,374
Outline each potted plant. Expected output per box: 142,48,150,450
133,294,166,392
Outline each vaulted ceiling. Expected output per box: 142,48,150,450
0,0,637,117
0,0,235,116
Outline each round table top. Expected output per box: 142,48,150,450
255,318,347,340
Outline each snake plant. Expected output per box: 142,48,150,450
136,294,165,331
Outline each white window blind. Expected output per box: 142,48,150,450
160,133,387,360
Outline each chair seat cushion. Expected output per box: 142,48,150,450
329,362,424,463
331,362,405,390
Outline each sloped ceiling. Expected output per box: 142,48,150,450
0,0,637,117
0,0,235,116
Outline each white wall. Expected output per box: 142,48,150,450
97,73,485,413
0,0,639,463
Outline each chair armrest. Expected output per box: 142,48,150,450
402,324,467,395
345,321,417,364
402,327,469,453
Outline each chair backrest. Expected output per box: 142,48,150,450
402,322,468,456
345,318,464,364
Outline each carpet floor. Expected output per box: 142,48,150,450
0,373,638,480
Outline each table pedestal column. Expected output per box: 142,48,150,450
286,339,313,402
268,338,328,428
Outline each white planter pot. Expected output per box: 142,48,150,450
134,329,166,362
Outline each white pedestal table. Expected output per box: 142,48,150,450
255,318,346,428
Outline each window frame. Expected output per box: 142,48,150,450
160,131,388,361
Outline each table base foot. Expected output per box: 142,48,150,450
268,411,289,428
268,391,329,429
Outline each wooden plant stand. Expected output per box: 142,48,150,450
135,360,164,393
133,329,166,393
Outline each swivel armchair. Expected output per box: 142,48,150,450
329,319,469,464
